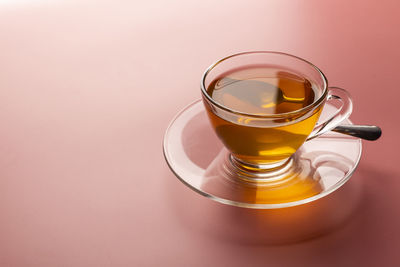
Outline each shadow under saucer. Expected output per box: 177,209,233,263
165,165,363,245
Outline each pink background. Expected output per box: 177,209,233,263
0,0,399,266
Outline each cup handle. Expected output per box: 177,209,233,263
306,87,353,141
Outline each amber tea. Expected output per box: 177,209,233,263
204,66,323,166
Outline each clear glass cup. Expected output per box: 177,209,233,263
201,51,352,177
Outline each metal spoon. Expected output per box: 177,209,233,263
332,125,382,141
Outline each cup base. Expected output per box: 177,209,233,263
229,154,293,181
204,149,325,205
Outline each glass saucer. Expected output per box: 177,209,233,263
163,100,362,209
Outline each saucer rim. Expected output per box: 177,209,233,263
163,99,362,209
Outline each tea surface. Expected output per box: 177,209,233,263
207,68,316,115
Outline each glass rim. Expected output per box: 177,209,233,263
200,51,329,119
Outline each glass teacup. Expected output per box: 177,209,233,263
201,51,352,177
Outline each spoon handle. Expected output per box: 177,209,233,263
332,125,382,141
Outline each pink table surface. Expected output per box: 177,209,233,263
1,0,399,266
